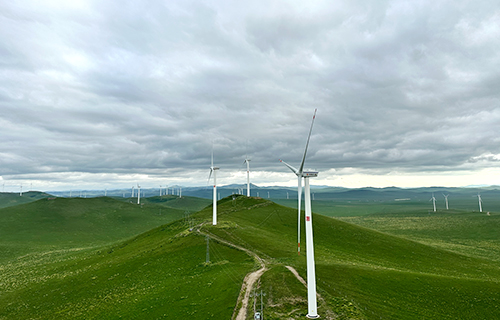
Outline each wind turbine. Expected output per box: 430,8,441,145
443,194,449,210
478,193,483,212
244,157,251,197
160,185,162,196
280,108,319,319
137,184,141,204
430,193,436,212
131,186,134,198
208,148,219,225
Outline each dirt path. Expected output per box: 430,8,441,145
285,265,307,287
196,227,266,320
235,265,267,320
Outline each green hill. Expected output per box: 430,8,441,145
1,196,500,319
0,191,51,209
0,197,185,261
118,194,211,212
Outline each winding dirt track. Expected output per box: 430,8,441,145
197,227,315,319
196,228,266,320
235,265,267,320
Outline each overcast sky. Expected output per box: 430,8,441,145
1,0,500,191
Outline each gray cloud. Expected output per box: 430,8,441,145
1,0,500,189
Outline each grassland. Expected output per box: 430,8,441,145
1,194,500,319
117,194,211,212
0,197,186,262
0,220,254,319
0,191,51,209
201,196,500,319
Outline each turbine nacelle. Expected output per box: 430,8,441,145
302,171,318,178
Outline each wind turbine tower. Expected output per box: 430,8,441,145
137,184,141,205
478,193,483,213
20,184,22,196
131,186,134,198
280,108,319,318
443,194,449,210
430,193,436,212
244,157,251,197
209,149,219,225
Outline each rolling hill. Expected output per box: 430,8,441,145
0,191,51,209
1,195,499,319
0,196,187,262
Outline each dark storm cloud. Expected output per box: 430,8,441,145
1,0,500,188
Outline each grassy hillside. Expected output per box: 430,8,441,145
0,220,254,319
119,194,211,212
0,191,51,209
1,196,500,319
200,196,500,319
275,187,500,217
340,209,500,262
0,197,185,262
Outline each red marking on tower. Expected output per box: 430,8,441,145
306,216,310,221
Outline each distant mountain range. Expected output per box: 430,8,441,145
42,185,500,201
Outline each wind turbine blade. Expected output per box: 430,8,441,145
298,109,317,174
207,169,213,185
280,159,299,174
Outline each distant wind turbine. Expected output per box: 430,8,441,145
443,194,449,210
244,157,251,197
20,184,22,196
137,184,141,205
160,185,162,196
280,108,319,319
430,193,436,212
131,186,134,198
478,193,483,213
208,148,219,225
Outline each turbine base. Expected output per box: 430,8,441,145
306,314,320,319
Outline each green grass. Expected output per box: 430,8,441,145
0,220,255,319
115,194,212,213
2,195,500,319
0,191,51,209
340,209,500,262
0,197,185,262
199,196,500,319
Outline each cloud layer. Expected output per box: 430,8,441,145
1,0,499,190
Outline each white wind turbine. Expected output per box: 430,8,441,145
131,186,135,198
137,184,141,204
443,194,449,210
244,157,251,197
477,193,483,212
208,148,219,225
430,193,436,212
280,108,319,319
